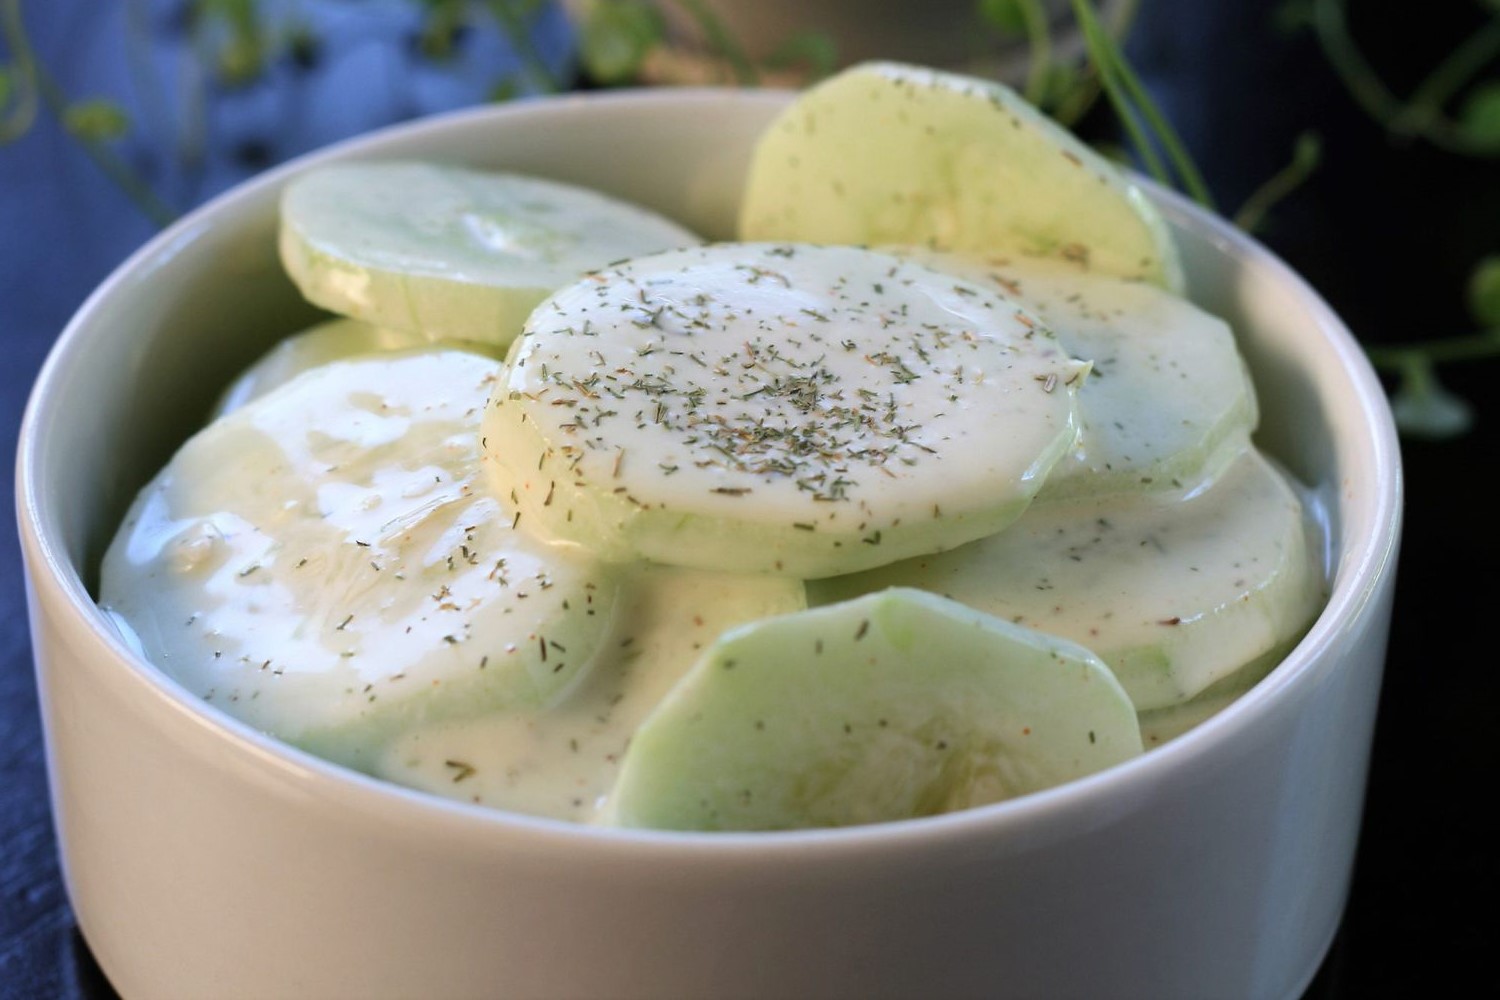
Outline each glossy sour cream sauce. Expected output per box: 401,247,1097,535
101,245,1324,825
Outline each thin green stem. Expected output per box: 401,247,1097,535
1401,13,1500,120
35,65,178,226
1233,131,1321,233
1311,0,1401,122
1050,0,1138,127
1015,0,1053,108
672,0,758,86
1313,0,1500,157
486,0,564,93
1099,29,1215,207
1049,65,1101,127
1,0,40,142
1367,329,1500,369
1072,0,1215,209
1070,0,1170,187
1,0,175,224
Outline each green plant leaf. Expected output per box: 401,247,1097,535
416,0,468,63
488,76,520,103
62,98,130,142
1040,62,1078,109
578,0,664,85
1272,0,1315,33
1458,79,1500,146
216,34,264,86
1466,254,1500,327
977,0,1029,35
0,65,12,109
1391,357,1473,439
194,0,258,33
764,30,839,81
192,0,266,85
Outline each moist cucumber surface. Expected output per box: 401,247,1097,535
279,162,702,347
377,564,806,821
811,449,1324,711
609,588,1142,831
99,63,1330,830
740,61,1184,291
892,251,1258,500
482,242,1088,578
101,349,622,772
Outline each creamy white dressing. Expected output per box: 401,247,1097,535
483,243,1088,577
100,349,622,773
377,565,805,823
812,447,1325,711
892,250,1258,499
102,246,1323,824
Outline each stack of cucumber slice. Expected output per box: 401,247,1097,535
100,62,1324,832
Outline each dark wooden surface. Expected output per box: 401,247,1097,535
3,1,1495,996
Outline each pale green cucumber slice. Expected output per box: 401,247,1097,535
279,162,701,347
212,318,438,419
893,250,1257,500
101,350,621,773
482,243,1087,578
812,449,1325,711
1137,641,1297,749
740,61,1183,291
375,565,806,822
608,588,1142,832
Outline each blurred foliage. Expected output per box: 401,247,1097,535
3,0,1497,434
1391,358,1475,440
1271,0,1500,435
61,97,131,141
577,0,663,84
1467,255,1500,328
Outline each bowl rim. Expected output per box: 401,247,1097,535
16,86,1404,854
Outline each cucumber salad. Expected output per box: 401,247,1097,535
100,63,1325,832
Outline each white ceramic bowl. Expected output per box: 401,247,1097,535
18,89,1401,999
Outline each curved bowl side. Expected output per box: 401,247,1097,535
18,89,1401,999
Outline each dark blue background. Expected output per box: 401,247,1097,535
4,1,1495,995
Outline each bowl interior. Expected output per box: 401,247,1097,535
20,87,1400,830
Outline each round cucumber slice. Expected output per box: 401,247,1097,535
893,250,1258,500
812,449,1325,712
481,243,1087,578
740,61,1183,291
374,565,806,822
279,162,701,347
608,588,1142,832
101,350,622,773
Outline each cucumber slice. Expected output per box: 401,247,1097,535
894,251,1258,500
1137,642,1293,749
375,565,806,822
101,350,622,772
482,243,1088,578
740,61,1183,291
211,318,434,419
279,162,701,347
812,450,1325,711
608,588,1142,832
